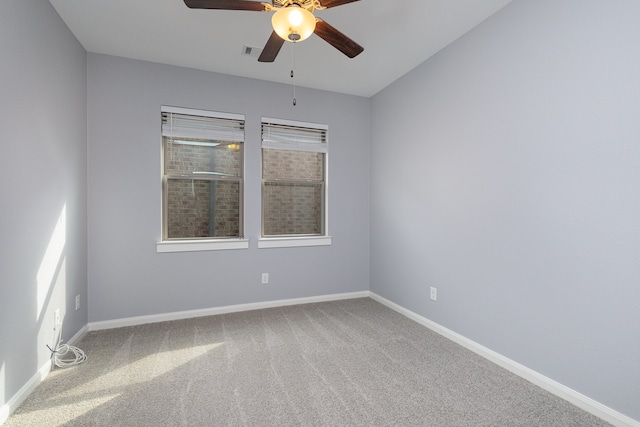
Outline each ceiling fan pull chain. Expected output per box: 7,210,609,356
291,41,297,106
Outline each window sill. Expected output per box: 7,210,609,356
157,239,249,253
258,236,332,249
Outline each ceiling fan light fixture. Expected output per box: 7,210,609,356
272,6,316,42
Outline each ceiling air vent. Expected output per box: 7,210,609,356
241,45,262,58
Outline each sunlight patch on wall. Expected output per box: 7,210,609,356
0,361,5,403
36,205,66,321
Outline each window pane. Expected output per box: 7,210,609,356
262,149,323,181
263,182,322,236
165,139,242,177
166,179,240,239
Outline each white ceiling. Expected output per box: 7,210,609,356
48,0,512,97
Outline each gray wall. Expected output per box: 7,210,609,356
370,0,640,420
0,0,87,411
87,54,370,322
4,0,637,422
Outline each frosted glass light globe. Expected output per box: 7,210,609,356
272,6,316,42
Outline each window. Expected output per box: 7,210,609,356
160,107,245,247
260,118,330,247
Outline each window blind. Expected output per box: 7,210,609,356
162,110,244,142
261,120,328,153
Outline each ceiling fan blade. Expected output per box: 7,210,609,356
314,19,364,58
183,0,269,11
319,0,360,8
258,31,285,62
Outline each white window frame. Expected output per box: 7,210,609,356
157,106,249,253
259,117,332,249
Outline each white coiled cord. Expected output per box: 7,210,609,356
47,326,87,368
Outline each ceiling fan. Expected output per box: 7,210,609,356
183,0,364,63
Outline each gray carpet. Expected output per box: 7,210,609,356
6,298,610,426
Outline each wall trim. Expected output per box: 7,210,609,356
5,293,636,427
2,293,368,424
88,291,370,331
156,238,249,253
258,236,332,249
0,360,51,425
369,292,640,427
0,323,88,425
68,324,89,347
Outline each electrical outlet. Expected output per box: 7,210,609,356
76,294,80,311
430,287,437,301
261,273,269,284
54,309,61,328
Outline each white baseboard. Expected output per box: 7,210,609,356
67,324,89,346
88,291,370,331
0,323,93,426
369,292,640,427
1,292,367,425
6,292,636,427
0,360,51,426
